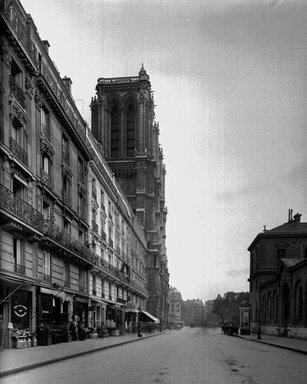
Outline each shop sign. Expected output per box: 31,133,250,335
13,305,27,318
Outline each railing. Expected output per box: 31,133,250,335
79,286,87,293
62,151,70,166
41,169,54,190
101,230,107,241
92,289,97,296
10,77,26,109
41,124,51,143
0,184,44,231
14,264,25,274
109,238,113,248
9,137,28,166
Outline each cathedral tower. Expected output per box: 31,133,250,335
91,66,169,322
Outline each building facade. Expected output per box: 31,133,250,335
168,287,183,326
91,66,169,324
0,0,149,348
248,210,307,339
182,299,205,326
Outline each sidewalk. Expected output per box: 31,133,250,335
239,333,307,355
0,332,163,378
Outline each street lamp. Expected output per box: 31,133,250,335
137,306,142,337
257,305,262,340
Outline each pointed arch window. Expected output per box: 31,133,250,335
111,105,120,158
126,104,135,157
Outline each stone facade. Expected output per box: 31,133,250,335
91,66,169,324
182,299,205,326
168,287,184,326
248,210,307,339
0,0,148,348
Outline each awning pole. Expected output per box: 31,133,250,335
0,282,25,305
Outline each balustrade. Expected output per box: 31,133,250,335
0,184,43,231
9,137,28,166
10,77,26,109
41,169,54,190
14,264,25,274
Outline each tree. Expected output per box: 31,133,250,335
211,291,249,325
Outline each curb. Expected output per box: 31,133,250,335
238,335,307,356
0,332,163,379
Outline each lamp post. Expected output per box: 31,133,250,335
257,305,262,340
137,306,142,337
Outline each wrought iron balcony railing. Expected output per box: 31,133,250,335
10,77,26,109
41,124,51,143
41,169,54,190
9,137,28,166
62,151,70,166
0,184,44,231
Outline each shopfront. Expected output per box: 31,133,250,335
0,276,36,349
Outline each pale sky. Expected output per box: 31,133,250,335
22,0,307,300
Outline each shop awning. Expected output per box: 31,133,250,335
141,310,160,323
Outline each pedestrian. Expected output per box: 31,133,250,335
69,317,77,341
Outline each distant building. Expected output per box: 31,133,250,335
248,210,307,339
168,287,184,326
183,299,205,326
204,300,214,322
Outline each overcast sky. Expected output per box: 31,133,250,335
22,0,307,301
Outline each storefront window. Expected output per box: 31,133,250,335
11,290,31,330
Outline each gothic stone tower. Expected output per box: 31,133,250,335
91,66,169,323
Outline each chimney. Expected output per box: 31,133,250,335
293,213,302,223
42,40,50,54
62,76,72,94
263,225,267,232
288,209,293,222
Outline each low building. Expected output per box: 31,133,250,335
248,210,307,339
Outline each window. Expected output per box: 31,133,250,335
126,104,135,157
92,275,96,296
41,106,50,141
78,229,84,243
79,269,87,292
63,174,71,204
13,238,23,273
111,105,120,158
64,262,70,287
63,218,71,235
43,200,51,220
13,177,27,200
62,135,70,165
77,157,85,185
276,249,286,259
100,190,105,210
43,251,51,278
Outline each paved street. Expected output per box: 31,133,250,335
1,327,306,384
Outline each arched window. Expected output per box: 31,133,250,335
126,104,135,157
111,105,120,158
